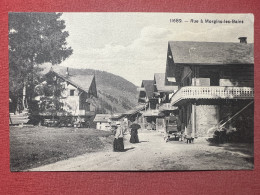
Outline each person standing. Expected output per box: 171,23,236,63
122,118,129,134
129,123,141,143
113,122,124,152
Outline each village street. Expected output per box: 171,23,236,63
29,130,253,171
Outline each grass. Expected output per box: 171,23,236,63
10,126,114,171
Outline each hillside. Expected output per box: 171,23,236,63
40,64,139,114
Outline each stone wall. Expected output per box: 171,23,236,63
194,101,253,137
195,105,219,137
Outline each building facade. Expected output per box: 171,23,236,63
137,75,179,130
34,66,98,122
166,39,254,137
93,114,112,131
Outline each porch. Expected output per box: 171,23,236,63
171,86,254,105
158,103,178,111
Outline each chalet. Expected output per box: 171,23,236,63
138,80,157,109
124,104,147,122
166,39,254,137
154,73,178,113
137,80,157,129
137,76,178,130
34,66,98,125
93,114,111,131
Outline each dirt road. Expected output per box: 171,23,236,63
29,130,254,171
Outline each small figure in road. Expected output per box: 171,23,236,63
112,122,125,152
163,127,170,142
130,123,141,143
151,121,156,130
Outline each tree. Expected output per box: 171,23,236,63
29,73,75,126
9,12,73,113
34,74,65,114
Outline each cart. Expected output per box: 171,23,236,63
164,115,180,142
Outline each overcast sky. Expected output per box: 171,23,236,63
60,13,254,86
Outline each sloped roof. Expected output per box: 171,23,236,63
168,41,254,64
154,73,178,92
49,66,95,94
125,104,146,115
142,80,155,99
110,113,125,120
142,109,165,117
93,114,111,122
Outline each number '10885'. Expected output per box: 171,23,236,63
170,19,182,23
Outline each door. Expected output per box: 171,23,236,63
210,72,220,86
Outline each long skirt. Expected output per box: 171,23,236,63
113,138,124,152
130,133,139,143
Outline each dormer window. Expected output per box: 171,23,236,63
70,89,75,96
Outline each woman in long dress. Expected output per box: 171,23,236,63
129,123,141,143
112,123,124,152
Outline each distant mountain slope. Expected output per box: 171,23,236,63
41,64,138,114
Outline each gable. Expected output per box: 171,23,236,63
141,80,155,99
154,73,178,92
46,66,97,97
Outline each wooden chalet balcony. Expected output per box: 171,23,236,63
171,86,254,105
158,103,178,111
142,109,161,117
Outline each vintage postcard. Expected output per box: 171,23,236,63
9,12,254,171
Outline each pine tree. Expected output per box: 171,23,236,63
9,12,73,113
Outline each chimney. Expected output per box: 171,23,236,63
238,37,247,44
66,67,69,76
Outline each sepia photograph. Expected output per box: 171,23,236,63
9,12,254,171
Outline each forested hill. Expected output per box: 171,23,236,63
74,68,139,113
41,65,139,114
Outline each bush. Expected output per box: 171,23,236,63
208,114,253,144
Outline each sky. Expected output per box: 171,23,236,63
59,13,254,86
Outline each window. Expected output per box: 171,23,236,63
209,72,220,86
70,90,75,96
